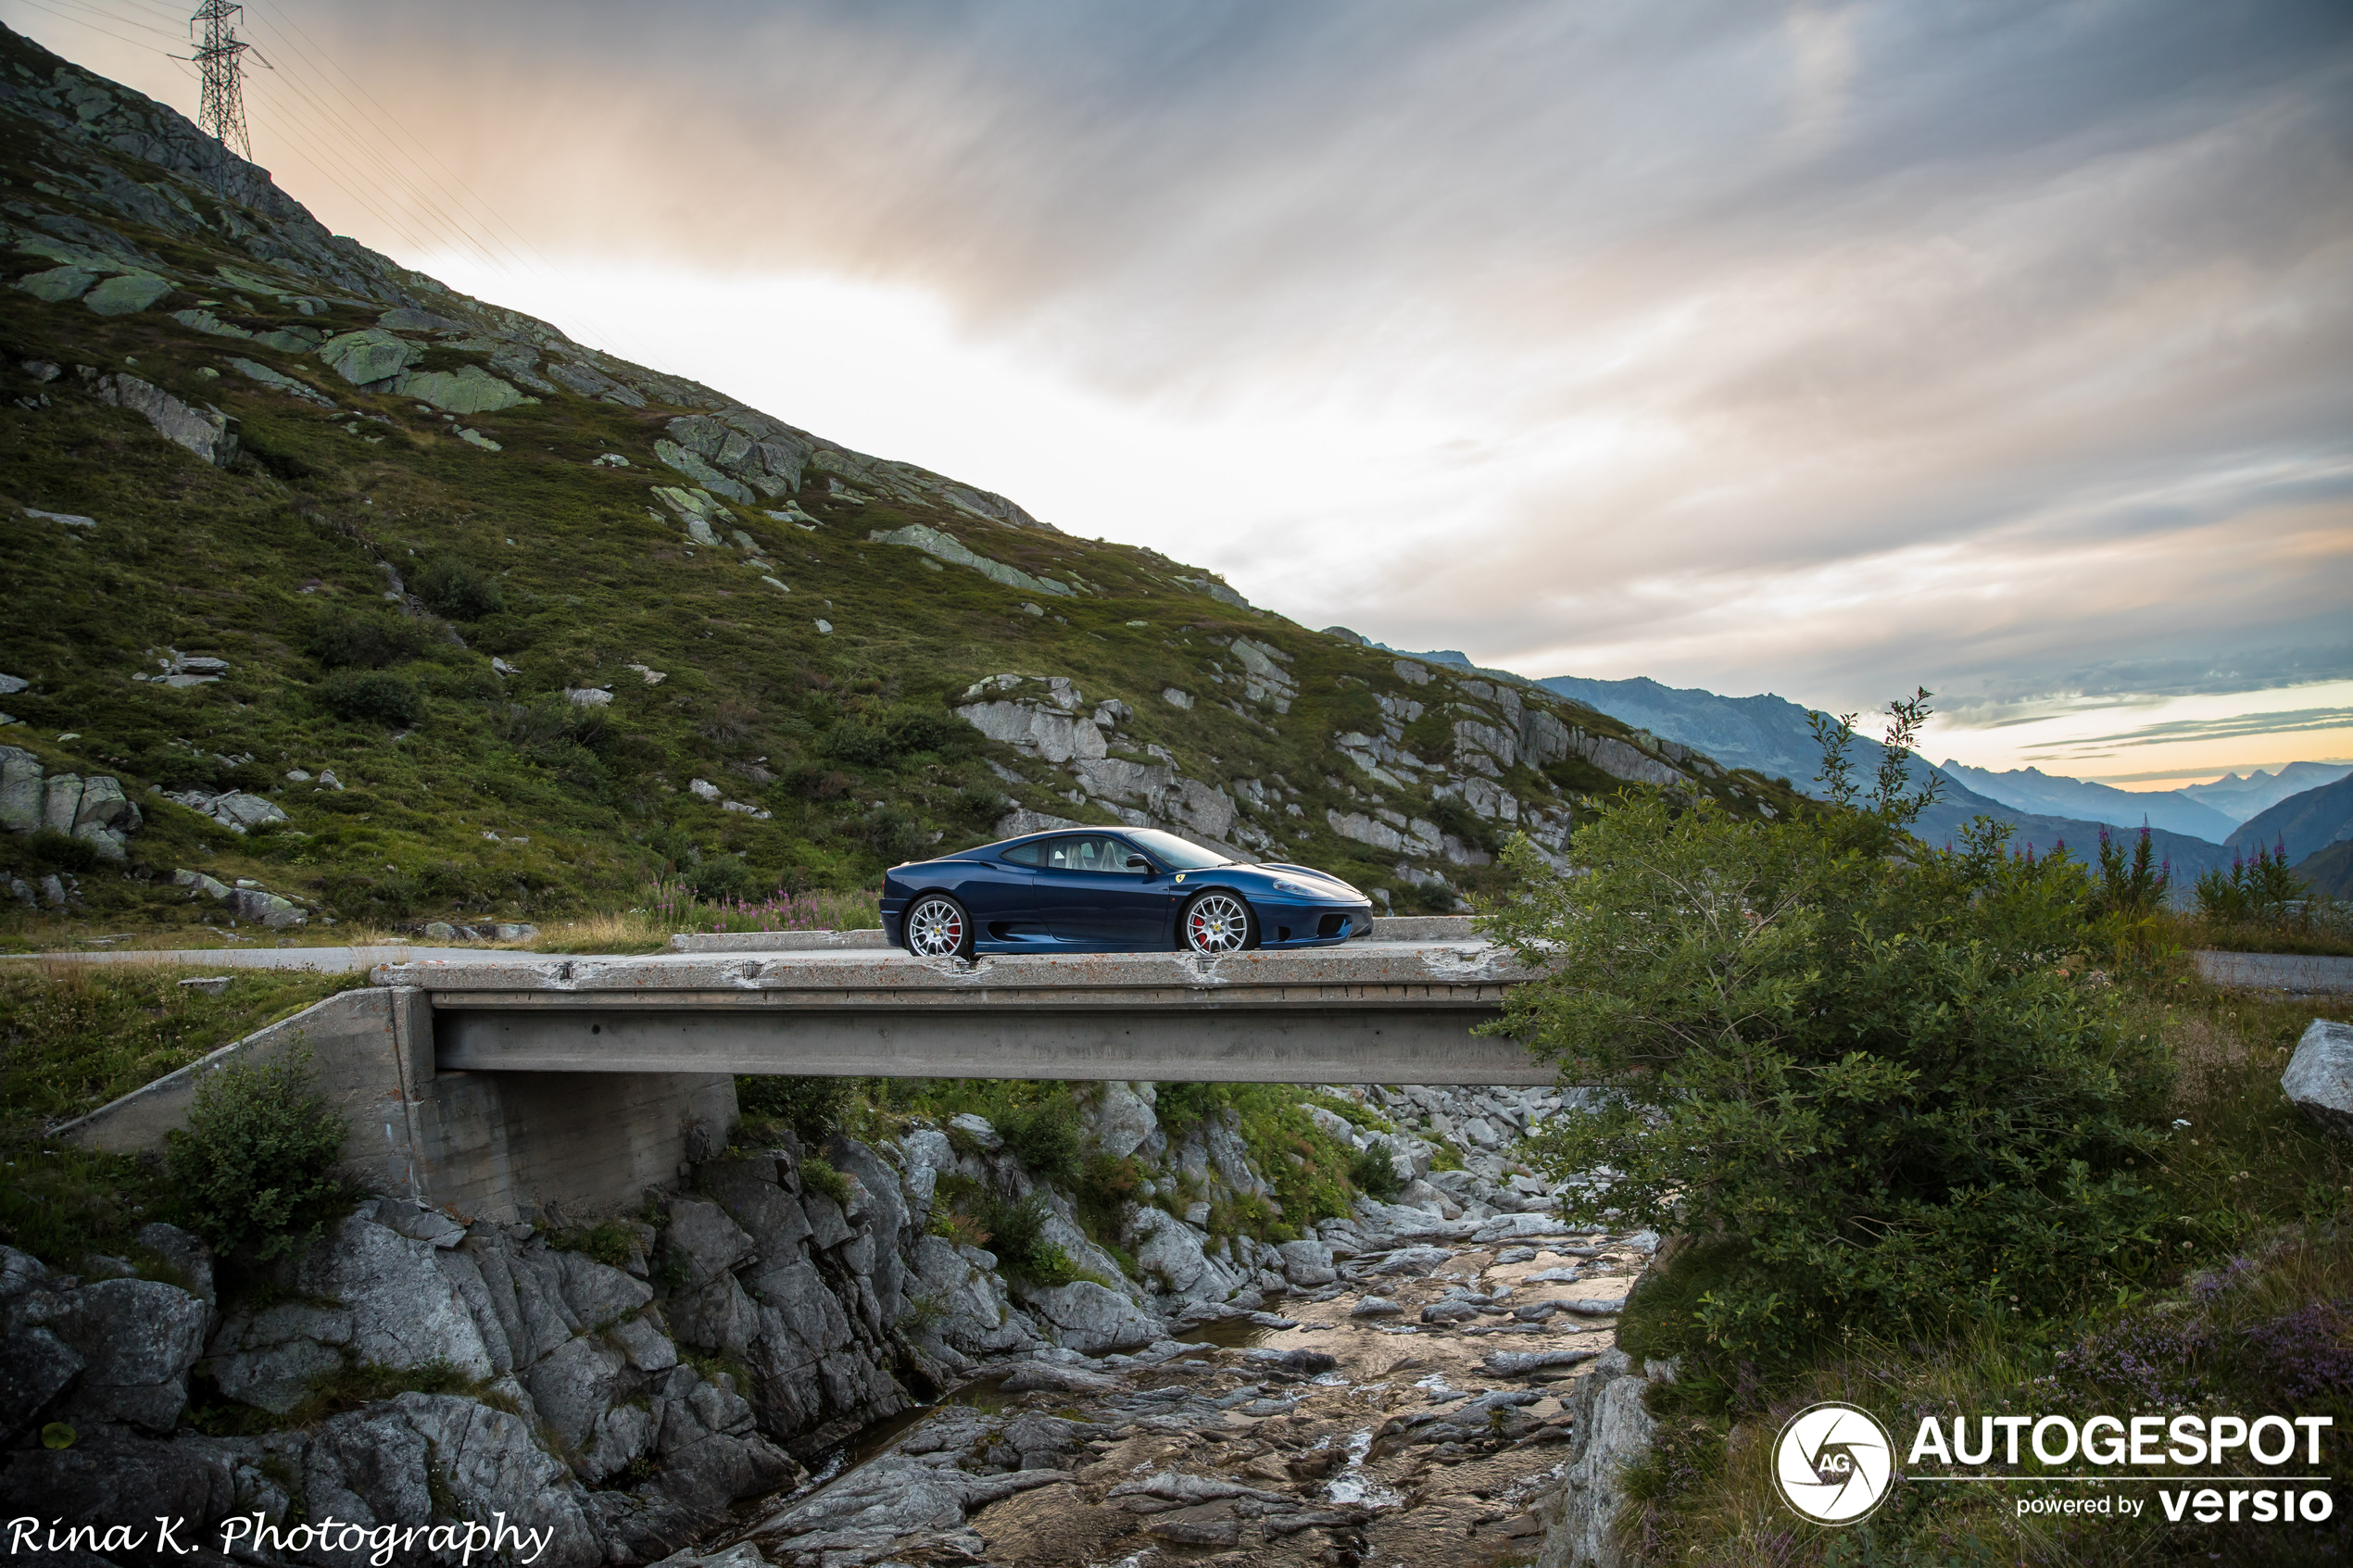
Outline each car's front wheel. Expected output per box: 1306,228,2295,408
1180,891,1254,955
904,894,974,960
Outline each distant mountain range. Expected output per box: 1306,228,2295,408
2182,762,2353,822
1936,762,2240,843
1379,657,2353,897
2231,771,2353,865
1440,667,2240,884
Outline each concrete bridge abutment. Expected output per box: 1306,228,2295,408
60,985,734,1225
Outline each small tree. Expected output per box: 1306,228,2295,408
166,1045,349,1262
2092,822,2171,920
1478,694,2171,1391
2194,839,2307,927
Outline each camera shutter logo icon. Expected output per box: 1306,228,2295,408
1773,1401,1895,1524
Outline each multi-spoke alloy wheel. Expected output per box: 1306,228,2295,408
1183,892,1253,955
905,895,971,960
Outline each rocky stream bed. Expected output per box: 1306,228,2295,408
698,1223,1655,1568
3,1083,1662,1568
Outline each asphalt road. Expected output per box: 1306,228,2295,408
2193,949,2353,996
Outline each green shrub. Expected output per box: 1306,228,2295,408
1348,1137,1404,1200
685,854,759,901
24,828,98,873
1482,692,2173,1392
547,1220,636,1268
165,1044,351,1262
736,1075,855,1140
320,669,422,727
307,612,427,670
412,556,504,620
976,1191,1084,1286
799,1154,851,1206
997,1095,1085,1187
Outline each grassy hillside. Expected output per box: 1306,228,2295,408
0,22,1801,945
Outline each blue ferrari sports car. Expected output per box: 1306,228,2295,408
881,826,1376,958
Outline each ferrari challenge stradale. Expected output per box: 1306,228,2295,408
881,826,1377,959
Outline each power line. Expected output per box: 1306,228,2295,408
11,0,661,369
3,0,189,55
239,1,656,361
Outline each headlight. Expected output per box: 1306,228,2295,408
1269,878,1330,897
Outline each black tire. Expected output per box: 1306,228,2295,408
1179,890,1255,955
904,893,974,960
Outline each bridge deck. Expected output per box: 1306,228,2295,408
377,938,1553,1085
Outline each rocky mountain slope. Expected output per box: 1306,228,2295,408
0,23,1800,939
4,1071,1645,1566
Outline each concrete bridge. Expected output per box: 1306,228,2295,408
62,923,1546,1224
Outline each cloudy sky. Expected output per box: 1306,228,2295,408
17,0,2353,787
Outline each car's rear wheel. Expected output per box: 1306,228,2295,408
1181,891,1254,955
905,894,974,960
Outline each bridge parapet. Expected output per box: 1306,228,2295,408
378,940,1551,1086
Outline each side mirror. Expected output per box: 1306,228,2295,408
1126,856,1150,871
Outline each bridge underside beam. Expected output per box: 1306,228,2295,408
434,1005,1554,1086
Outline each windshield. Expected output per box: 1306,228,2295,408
1126,829,1232,871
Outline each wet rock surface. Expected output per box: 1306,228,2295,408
700,1221,1649,1568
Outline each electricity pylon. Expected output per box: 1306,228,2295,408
190,0,251,159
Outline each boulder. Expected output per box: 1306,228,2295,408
405,364,527,414
662,1198,758,1290
83,272,172,315
207,791,289,833
1016,1279,1165,1356
204,1298,353,1413
747,1451,1070,1556
904,1236,1042,1359
0,746,42,832
16,265,96,302
319,327,424,386
0,1327,82,1445
36,1278,211,1432
1276,1238,1338,1287
227,886,306,927
522,1334,649,1484
94,374,236,465
43,773,81,833
293,1215,495,1378
1085,1080,1159,1160
2283,1019,2353,1135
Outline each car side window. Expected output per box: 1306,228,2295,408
1000,841,1045,867
1046,835,1145,875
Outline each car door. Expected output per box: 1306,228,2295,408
963,840,1044,941
1038,834,1164,946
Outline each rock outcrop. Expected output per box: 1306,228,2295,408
1531,1349,1674,1568
0,745,142,858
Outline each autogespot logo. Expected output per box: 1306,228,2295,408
1776,1401,1897,1524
